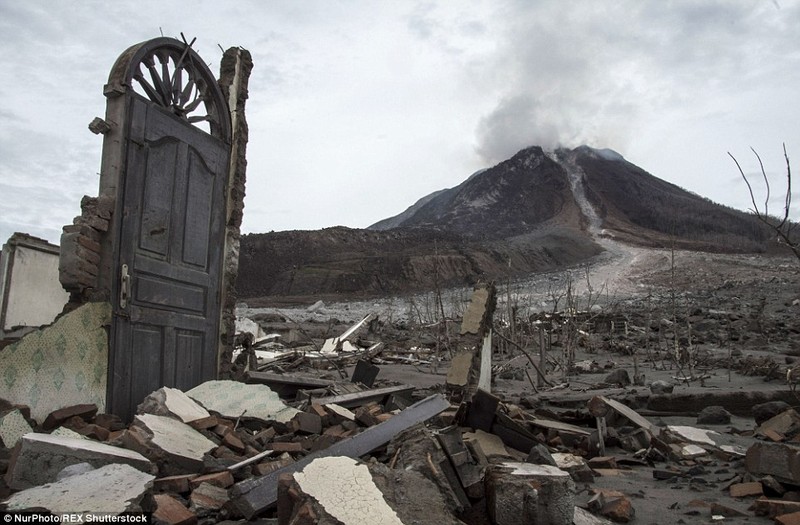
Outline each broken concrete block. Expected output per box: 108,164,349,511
552,452,595,482
288,456,404,524
154,493,198,525
485,462,575,525
325,403,356,421
681,444,708,459
446,350,475,388
0,409,33,448
279,456,464,525
464,428,510,458
133,414,217,474
746,442,800,484
599,494,635,523
757,409,800,440
186,380,300,423
138,386,211,423
5,432,153,490
4,463,154,514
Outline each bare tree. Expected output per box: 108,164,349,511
729,144,799,262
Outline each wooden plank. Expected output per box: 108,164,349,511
308,384,415,409
230,394,451,518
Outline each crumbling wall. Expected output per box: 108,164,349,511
217,47,253,380
0,233,69,338
0,302,110,422
59,195,115,307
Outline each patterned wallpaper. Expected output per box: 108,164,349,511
0,302,110,423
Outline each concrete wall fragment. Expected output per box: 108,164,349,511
0,302,110,422
0,233,69,339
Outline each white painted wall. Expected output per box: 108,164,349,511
1,235,69,334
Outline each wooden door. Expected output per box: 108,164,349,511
104,38,231,420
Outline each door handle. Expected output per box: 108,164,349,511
120,263,130,309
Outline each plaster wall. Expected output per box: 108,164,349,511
1,235,69,335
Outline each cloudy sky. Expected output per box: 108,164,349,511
1,1,798,246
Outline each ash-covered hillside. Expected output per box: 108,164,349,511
237,145,772,303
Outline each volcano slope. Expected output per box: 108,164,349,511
236,145,776,305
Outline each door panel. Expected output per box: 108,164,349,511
109,95,228,419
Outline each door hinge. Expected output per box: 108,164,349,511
120,263,130,309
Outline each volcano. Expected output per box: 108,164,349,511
237,145,772,302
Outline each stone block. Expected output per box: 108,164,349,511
5,432,153,490
485,462,575,525
154,493,198,525
133,414,217,475
0,409,33,448
4,463,154,514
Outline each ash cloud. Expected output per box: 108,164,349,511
472,1,796,166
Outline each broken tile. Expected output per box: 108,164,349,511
325,403,356,421
0,409,33,448
5,432,153,490
681,444,708,459
134,414,217,474
4,464,154,514
138,386,211,423
154,493,198,525
186,380,299,423
665,425,721,446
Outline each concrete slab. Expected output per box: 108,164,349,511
134,414,217,473
446,350,475,388
0,409,32,448
4,463,154,514
138,387,211,423
5,432,152,490
666,425,721,446
294,456,404,525
186,380,299,423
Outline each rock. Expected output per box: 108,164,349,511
696,406,731,425
5,432,153,490
753,401,792,426
757,409,800,440
600,495,635,523
649,380,674,394
4,464,154,514
603,369,630,386
526,443,558,466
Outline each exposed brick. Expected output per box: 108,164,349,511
153,474,198,494
42,404,98,431
189,471,234,489
729,481,764,498
154,494,198,525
